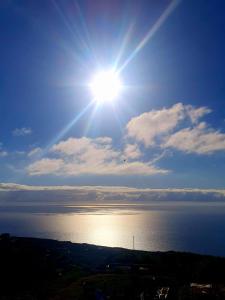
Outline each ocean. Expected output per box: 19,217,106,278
1,202,225,256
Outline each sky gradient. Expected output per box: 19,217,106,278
1,0,225,188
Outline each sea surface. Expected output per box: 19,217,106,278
1,202,225,256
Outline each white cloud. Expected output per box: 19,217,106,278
123,144,141,160
13,127,32,136
126,103,211,146
163,122,225,154
52,137,119,162
27,158,64,175
62,160,168,176
126,103,185,146
126,103,225,155
27,137,169,176
185,105,211,124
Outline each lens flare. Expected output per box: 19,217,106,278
90,70,122,103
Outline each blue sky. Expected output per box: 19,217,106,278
1,0,225,188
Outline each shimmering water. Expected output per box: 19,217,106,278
1,203,225,256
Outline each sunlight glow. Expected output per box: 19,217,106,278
90,70,122,103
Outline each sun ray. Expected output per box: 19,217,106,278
118,0,181,73
110,104,126,133
52,0,98,70
113,21,136,70
74,1,100,66
39,100,95,159
82,101,101,136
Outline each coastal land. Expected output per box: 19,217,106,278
1,233,225,299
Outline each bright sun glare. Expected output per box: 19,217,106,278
90,70,122,103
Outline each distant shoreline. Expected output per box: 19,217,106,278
4,232,165,255
0,232,223,258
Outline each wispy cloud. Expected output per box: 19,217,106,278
0,150,8,157
28,147,42,157
0,143,8,157
12,127,32,136
15,151,26,156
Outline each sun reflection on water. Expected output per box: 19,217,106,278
55,213,135,248
2,205,225,256
42,210,169,251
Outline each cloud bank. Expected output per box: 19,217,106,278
0,183,225,199
1,183,225,214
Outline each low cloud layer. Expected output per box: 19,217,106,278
1,183,225,214
0,183,225,199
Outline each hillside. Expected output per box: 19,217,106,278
1,233,225,299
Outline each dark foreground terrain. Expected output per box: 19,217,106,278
1,234,225,299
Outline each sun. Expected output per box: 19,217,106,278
89,70,122,103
